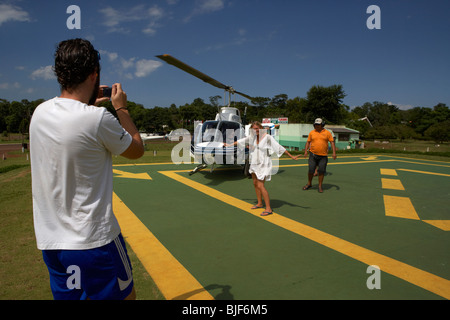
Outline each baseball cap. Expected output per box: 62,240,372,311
314,118,324,125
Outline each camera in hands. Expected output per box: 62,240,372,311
102,87,112,98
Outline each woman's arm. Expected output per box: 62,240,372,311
223,141,238,147
284,149,296,160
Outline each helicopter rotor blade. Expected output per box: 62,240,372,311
156,54,254,101
234,90,254,101
156,54,228,90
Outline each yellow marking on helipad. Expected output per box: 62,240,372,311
113,192,213,300
280,159,395,168
381,178,405,190
361,156,378,160
113,169,152,180
383,195,420,220
397,169,450,177
158,170,450,299
380,169,398,176
422,220,450,231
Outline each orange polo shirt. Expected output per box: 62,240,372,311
307,129,334,156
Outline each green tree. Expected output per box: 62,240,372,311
0,99,10,132
403,106,434,136
365,125,396,140
424,120,450,143
168,103,180,129
367,101,400,127
265,94,288,118
345,110,371,138
431,103,450,122
393,124,419,141
285,97,307,123
303,84,346,124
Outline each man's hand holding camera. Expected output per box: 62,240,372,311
111,83,127,111
95,83,127,112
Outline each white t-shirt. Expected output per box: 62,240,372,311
30,97,132,250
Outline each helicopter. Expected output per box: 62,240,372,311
156,54,254,175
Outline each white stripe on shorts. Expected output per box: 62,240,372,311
114,237,132,281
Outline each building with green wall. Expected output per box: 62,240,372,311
277,124,360,151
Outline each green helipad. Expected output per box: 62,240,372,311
112,155,450,300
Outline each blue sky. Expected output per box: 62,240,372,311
0,0,449,110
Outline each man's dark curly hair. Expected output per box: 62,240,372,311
53,38,100,91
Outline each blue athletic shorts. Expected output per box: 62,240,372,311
42,234,134,300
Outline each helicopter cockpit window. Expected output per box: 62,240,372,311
200,120,242,143
201,121,218,142
219,121,241,143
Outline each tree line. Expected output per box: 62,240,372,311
1,84,449,143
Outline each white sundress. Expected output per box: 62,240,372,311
237,133,286,181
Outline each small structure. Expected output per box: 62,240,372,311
325,125,361,150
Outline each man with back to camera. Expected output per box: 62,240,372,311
296,118,336,193
29,38,144,300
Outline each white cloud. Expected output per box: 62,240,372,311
99,6,143,28
108,52,118,62
0,82,20,90
99,4,165,35
100,50,162,79
142,21,161,35
135,59,163,78
142,26,157,35
195,28,247,53
199,0,225,12
0,4,30,26
387,102,415,110
30,66,55,80
184,0,226,22
120,57,136,71
99,50,118,62
148,6,164,20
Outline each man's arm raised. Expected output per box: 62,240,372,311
111,83,144,159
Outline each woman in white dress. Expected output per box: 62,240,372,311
225,121,297,216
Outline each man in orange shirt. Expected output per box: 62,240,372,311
298,118,336,193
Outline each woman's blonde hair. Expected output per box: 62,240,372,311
250,121,263,129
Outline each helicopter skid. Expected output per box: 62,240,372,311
189,163,207,175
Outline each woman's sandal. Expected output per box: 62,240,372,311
260,211,273,216
303,184,312,190
251,205,264,209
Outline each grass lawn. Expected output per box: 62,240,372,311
364,139,450,154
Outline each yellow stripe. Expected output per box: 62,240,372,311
383,195,420,220
398,169,450,177
280,159,396,168
422,220,450,231
114,162,174,167
160,170,450,300
381,178,405,190
384,155,450,166
380,169,398,176
395,159,450,168
112,192,214,300
113,169,152,180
